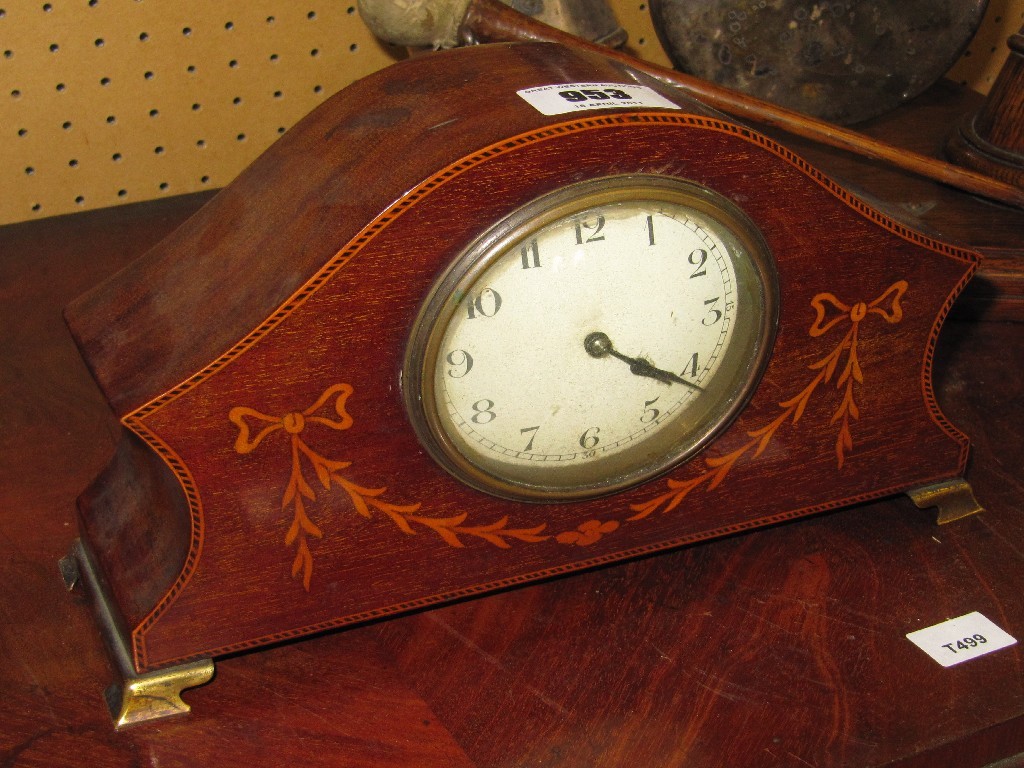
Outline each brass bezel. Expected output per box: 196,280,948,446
403,175,778,502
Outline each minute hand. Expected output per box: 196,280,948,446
584,331,704,392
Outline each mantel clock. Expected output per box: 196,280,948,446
59,42,983,727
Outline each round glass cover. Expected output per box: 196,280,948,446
404,175,777,501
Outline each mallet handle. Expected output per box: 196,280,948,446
460,0,1024,209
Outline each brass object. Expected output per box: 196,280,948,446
103,660,215,729
60,539,215,728
907,478,984,525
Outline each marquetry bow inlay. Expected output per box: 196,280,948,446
630,280,908,519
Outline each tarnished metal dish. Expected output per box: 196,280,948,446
650,0,988,124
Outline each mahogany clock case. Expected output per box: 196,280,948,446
63,43,978,674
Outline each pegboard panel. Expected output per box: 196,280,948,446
1,1,404,225
947,0,1024,92
617,0,672,68
1,0,1021,225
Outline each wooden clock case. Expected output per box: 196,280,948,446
60,42,982,723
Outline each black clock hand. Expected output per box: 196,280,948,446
583,331,704,392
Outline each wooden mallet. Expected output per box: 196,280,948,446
359,0,1024,210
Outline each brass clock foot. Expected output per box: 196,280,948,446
60,539,215,728
103,659,215,729
906,478,984,525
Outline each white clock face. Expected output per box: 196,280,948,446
406,176,776,500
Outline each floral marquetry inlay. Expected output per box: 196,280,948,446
229,281,909,591
630,280,909,519
229,384,549,590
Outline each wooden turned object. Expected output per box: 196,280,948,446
947,25,1024,187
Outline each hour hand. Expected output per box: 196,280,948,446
626,357,696,387
584,331,704,392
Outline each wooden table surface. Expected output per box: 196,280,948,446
2,76,1023,768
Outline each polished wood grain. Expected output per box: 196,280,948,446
1,68,1023,768
64,44,671,418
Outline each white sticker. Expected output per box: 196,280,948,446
516,82,681,116
906,612,1017,667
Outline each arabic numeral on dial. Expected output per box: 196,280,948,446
520,239,541,269
682,352,698,378
445,349,473,378
520,425,539,451
470,399,496,424
689,248,708,278
574,215,606,245
579,426,600,449
640,397,660,423
702,296,723,326
466,288,502,319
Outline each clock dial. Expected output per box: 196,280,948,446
441,202,733,459
405,175,777,500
